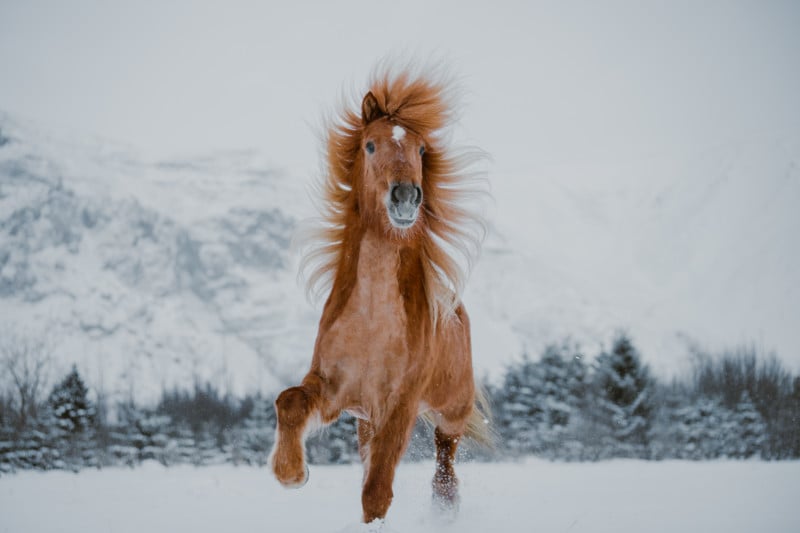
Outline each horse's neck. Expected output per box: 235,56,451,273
321,227,424,331
357,229,401,276
353,230,403,304
354,229,428,318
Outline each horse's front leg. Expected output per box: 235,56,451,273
361,404,417,523
270,372,333,488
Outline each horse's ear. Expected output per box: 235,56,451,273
361,91,385,124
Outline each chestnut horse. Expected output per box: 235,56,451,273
270,66,491,524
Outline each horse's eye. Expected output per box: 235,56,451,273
419,145,425,156
366,141,375,154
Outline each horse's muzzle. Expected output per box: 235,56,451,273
387,182,422,228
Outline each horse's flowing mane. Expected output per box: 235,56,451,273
300,64,488,324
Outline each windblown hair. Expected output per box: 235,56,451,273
300,64,488,324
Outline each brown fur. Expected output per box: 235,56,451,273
271,64,490,523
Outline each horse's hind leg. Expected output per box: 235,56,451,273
271,373,331,488
432,427,461,510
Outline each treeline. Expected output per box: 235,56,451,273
488,335,800,461
0,365,357,474
2,334,799,474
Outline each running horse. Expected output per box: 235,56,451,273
270,65,491,524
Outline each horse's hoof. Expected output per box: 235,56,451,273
278,463,309,489
365,518,385,532
431,494,459,525
431,491,460,518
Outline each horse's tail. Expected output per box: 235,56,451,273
463,381,496,449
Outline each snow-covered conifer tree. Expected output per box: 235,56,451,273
230,395,275,466
47,365,97,469
729,392,766,458
673,396,732,459
48,365,95,435
493,353,545,456
591,334,654,457
535,344,586,457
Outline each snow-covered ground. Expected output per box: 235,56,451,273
1,460,798,532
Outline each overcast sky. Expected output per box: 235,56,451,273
2,1,798,176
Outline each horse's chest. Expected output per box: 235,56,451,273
343,234,408,341
330,273,407,352
316,238,417,387
316,281,411,410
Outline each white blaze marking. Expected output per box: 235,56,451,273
392,125,406,144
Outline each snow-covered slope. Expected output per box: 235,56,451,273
471,137,800,376
0,114,318,403
1,112,799,403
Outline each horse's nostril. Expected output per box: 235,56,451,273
391,183,419,205
413,185,422,206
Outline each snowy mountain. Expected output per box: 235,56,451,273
1,112,799,405
0,114,318,404
473,137,800,376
